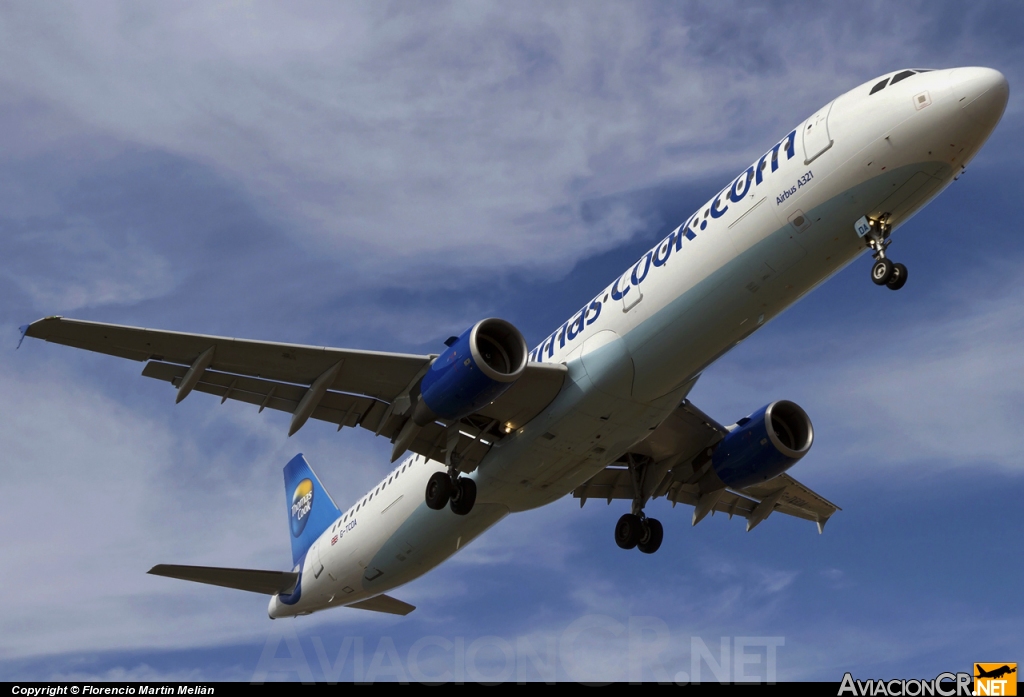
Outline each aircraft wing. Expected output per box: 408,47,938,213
24,316,567,471
572,400,839,532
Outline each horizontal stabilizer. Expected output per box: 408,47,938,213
348,594,416,616
149,564,298,596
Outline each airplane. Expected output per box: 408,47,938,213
21,67,1008,618
975,665,1016,680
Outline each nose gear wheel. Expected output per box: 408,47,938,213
862,214,908,291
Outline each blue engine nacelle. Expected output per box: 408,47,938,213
413,318,529,424
710,401,813,489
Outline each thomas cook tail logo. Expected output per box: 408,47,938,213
290,478,314,538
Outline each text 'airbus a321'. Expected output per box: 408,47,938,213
22,67,1008,618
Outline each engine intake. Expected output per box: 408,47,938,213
710,400,813,489
415,318,528,424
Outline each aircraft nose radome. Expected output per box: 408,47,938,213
950,67,1010,131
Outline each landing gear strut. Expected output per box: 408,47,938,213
612,454,664,554
862,214,907,291
425,470,476,515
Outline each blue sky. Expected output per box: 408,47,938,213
1,0,1022,682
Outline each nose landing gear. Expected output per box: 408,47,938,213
859,214,907,291
871,258,908,290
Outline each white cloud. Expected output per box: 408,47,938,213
2,0,1023,680
5,1,1012,284
0,353,392,659
3,220,178,311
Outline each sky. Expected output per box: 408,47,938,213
1,0,1023,683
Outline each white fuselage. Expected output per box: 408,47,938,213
269,67,1008,618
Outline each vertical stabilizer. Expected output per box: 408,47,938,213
283,453,341,566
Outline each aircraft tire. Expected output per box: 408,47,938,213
871,258,894,285
637,518,664,554
425,472,452,510
886,263,908,291
449,477,477,516
615,513,643,549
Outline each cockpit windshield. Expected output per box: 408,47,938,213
870,69,931,95
889,70,916,85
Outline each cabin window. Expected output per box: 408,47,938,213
890,70,915,85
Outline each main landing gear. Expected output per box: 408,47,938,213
615,513,664,554
863,214,907,291
613,453,664,554
425,470,477,516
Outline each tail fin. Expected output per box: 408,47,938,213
284,453,341,567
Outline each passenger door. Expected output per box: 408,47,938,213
802,100,834,164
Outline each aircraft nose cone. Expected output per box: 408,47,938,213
950,67,1009,132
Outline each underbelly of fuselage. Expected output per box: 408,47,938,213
274,159,956,618
482,159,955,510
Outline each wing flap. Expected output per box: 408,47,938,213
141,360,383,428
347,594,416,616
141,361,495,470
573,465,632,504
738,473,841,525
27,316,430,401
576,468,835,529
665,485,759,519
28,317,567,464
148,564,298,595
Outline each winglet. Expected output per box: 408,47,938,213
16,325,29,350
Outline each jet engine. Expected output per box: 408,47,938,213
413,318,528,425
710,400,813,489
